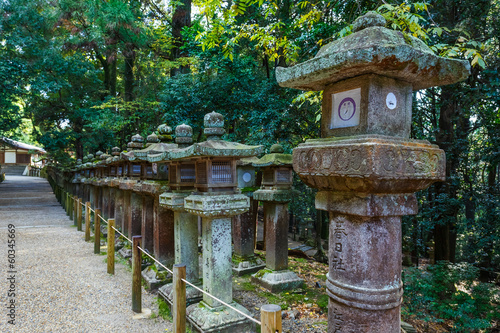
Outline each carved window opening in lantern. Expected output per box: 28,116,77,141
117,165,123,177
170,162,196,191
261,166,293,190
90,168,95,178
196,161,207,184
195,158,237,193
263,169,274,184
103,166,110,177
85,169,90,178
156,162,169,180
180,163,196,183
142,162,155,180
123,164,129,177
110,166,117,177
131,163,142,177
169,164,177,185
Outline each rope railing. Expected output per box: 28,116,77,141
136,245,262,326
52,186,282,333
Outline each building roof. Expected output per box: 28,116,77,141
1,137,46,154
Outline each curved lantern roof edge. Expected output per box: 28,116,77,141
276,26,470,91
165,140,263,160
252,153,293,167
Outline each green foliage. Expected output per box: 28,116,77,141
403,262,500,332
155,296,172,321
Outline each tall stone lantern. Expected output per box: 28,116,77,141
276,12,470,333
171,112,263,333
158,124,203,306
252,144,303,292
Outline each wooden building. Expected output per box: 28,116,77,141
0,137,46,174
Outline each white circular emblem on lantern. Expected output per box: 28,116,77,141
386,92,397,110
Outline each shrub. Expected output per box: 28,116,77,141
402,261,500,332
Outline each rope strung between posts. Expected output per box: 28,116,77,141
99,214,108,225
136,245,262,326
111,226,132,244
59,190,263,327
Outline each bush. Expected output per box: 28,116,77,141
402,261,500,332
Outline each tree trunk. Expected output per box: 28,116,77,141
124,44,135,102
170,0,191,77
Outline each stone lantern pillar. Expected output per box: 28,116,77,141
158,124,203,305
252,144,303,292
276,11,470,333
99,152,112,220
169,112,263,333
110,147,124,227
231,157,265,276
120,134,145,239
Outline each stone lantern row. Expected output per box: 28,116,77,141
65,112,302,333
59,10,472,333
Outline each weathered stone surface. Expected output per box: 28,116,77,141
154,200,175,266
186,301,255,333
184,193,249,218
141,195,155,253
316,192,417,217
321,75,412,138
141,266,167,290
293,135,445,193
159,282,203,307
159,191,192,211
276,13,470,91
251,270,304,293
232,256,265,276
253,189,292,203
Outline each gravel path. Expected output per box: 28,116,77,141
0,175,171,333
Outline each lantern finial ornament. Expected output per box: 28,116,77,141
157,123,173,143
204,112,225,140
175,124,193,148
127,134,144,150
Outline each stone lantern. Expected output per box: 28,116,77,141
109,146,121,177
276,11,470,333
158,124,202,306
231,156,265,276
252,144,303,292
167,124,194,191
126,134,145,178
170,112,263,333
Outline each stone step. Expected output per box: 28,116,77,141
2,165,28,175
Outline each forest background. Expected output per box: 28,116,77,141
0,0,499,331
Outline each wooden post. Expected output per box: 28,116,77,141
107,219,115,275
70,194,74,221
173,264,186,333
132,235,142,313
77,198,82,231
73,195,78,225
65,192,70,216
85,202,91,242
261,304,282,333
94,208,101,254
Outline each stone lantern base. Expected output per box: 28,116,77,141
232,255,265,276
141,266,170,290
251,269,304,293
186,301,255,333
159,282,203,307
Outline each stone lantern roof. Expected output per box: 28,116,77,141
168,114,263,160
276,11,470,91
252,144,293,167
